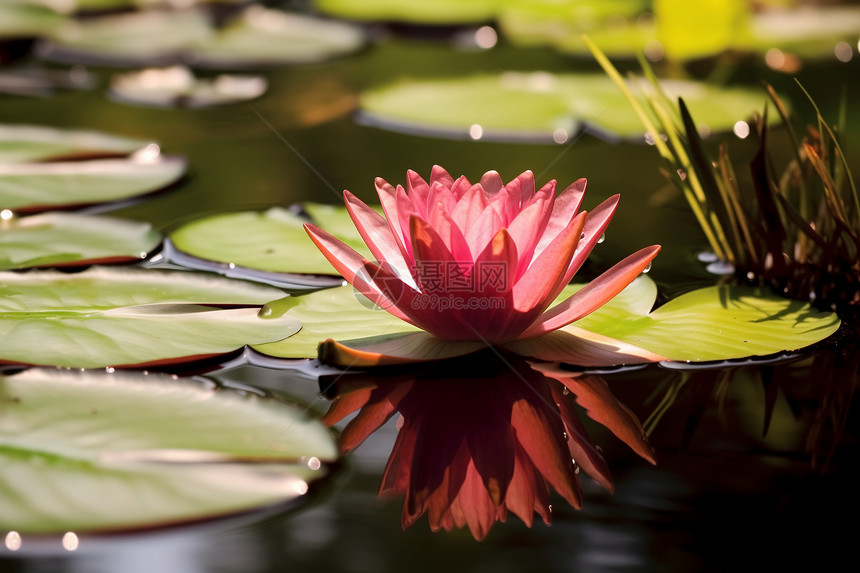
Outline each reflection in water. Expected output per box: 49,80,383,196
320,351,655,540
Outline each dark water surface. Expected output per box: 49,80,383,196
1,28,859,573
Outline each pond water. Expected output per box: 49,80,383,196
1,12,859,573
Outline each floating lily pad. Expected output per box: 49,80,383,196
190,7,367,68
252,276,839,364
570,277,841,362
0,267,299,368
110,66,267,108
0,3,65,40
168,205,370,287
0,153,186,213
359,72,771,143
0,67,96,98
0,368,338,534
0,124,151,163
312,0,499,24
38,9,213,67
38,6,366,68
741,6,860,58
0,212,162,270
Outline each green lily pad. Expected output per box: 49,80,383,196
0,3,65,40
0,212,162,270
741,6,860,58
252,276,839,363
312,0,499,24
168,205,370,287
0,124,151,163
110,66,267,108
38,6,366,68
0,267,299,368
570,277,841,362
38,9,213,67
359,73,771,143
0,154,186,213
253,287,422,359
190,7,367,68
0,368,337,534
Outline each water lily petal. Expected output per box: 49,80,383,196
343,190,416,289
450,183,490,243
321,386,374,428
531,178,585,253
406,169,432,218
375,178,415,260
560,194,620,288
507,182,556,279
479,170,503,194
512,211,586,317
521,245,661,338
303,224,414,324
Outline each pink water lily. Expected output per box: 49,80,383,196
305,166,663,366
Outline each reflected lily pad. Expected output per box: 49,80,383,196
0,212,162,270
110,66,267,108
0,124,151,163
168,205,371,287
0,368,338,534
359,72,771,142
190,6,367,68
0,153,186,213
252,276,839,364
0,267,299,368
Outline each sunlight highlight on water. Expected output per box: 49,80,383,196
4,531,21,551
62,532,79,551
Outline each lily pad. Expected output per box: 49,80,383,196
312,0,499,24
0,267,299,368
38,9,213,67
0,153,186,213
110,66,267,108
570,278,841,362
252,276,839,364
0,368,337,534
190,6,367,68
37,6,366,68
0,3,65,40
0,212,162,270
359,72,771,143
0,124,151,163
168,205,371,287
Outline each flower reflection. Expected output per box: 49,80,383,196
321,351,655,540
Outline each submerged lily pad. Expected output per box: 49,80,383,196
0,153,186,213
0,212,162,270
0,124,151,163
359,72,771,142
110,66,267,108
252,276,839,364
0,368,337,534
168,205,370,287
0,267,299,368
